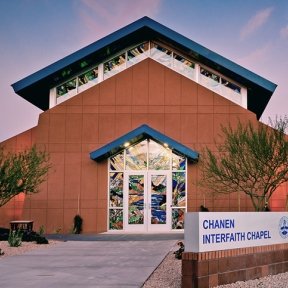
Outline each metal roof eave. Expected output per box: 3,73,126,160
90,124,199,162
11,16,277,117
12,19,151,93
12,16,276,94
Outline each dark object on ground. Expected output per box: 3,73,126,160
34,235,49,244
0,227,9,241
174,241,185,259
264,203,270,211
24,231,49,244
73,214,83,234
0,248,4,256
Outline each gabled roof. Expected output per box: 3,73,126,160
90,124,199,162
12,16,276,118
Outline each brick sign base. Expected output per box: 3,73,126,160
182,243,288,288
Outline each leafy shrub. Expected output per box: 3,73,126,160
8,230,23,247
73,215,83,234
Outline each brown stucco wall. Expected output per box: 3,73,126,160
0,58,287,233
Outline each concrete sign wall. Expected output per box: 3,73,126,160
185,212,288,252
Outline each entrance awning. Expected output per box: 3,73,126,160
90,124,199,162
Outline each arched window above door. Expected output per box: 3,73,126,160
110,139,186,171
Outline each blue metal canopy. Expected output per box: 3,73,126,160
12,16,277,119
90,124,199,162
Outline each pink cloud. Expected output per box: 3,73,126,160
76,0,162,45
280,25,288,39
240,7,274,40
237,44,271,70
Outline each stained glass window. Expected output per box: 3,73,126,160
173,53,195,79
171,172,186,230
172,172,186,207
172,153,186,170
104,53,126,79
109,209,123,230
127,42,149,66
57,78,77,97
126,141,147,170
222,78,241,94
149,140,170,170
172,208,185,229
150,42,172,67
199,67,221,90
109,172,123,207
78,67,98,90
150,175,167,224
128,175,144,224
110,152,124,171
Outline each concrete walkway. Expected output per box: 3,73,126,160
0,233,183,288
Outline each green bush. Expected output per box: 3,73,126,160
8,230,23,247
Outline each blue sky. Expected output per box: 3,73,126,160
0,0,287,141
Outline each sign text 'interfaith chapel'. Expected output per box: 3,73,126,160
185,212,288,252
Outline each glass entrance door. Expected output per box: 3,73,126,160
108,139,187,232
124,172,171,232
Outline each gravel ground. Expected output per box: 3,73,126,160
0,240,59,258
215,273,288,288
143,247,288,288
143,251,182,288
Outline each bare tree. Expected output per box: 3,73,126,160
0,146,51,207
200,117,288,211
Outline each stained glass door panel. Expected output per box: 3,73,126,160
128,174,145,225
150,175,167,225
147,172,171,232
171,172,186,229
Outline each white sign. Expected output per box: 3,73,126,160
185,212,288,252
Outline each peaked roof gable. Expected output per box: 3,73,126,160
90,124,199,162
12,16,276,118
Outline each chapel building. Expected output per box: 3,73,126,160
0,17,286,233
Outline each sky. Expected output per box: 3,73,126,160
0,0,287,142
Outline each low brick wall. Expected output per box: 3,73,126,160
182,243,288,288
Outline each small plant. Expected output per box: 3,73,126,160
55,227,62,234
73,214,83,234
39,225,45,236
8,230,23,247
174,241,185,259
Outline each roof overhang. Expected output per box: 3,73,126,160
90,124,199,163
12,16,277,119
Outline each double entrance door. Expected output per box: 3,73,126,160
124,171,172,232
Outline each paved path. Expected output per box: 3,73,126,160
0,233,183,288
